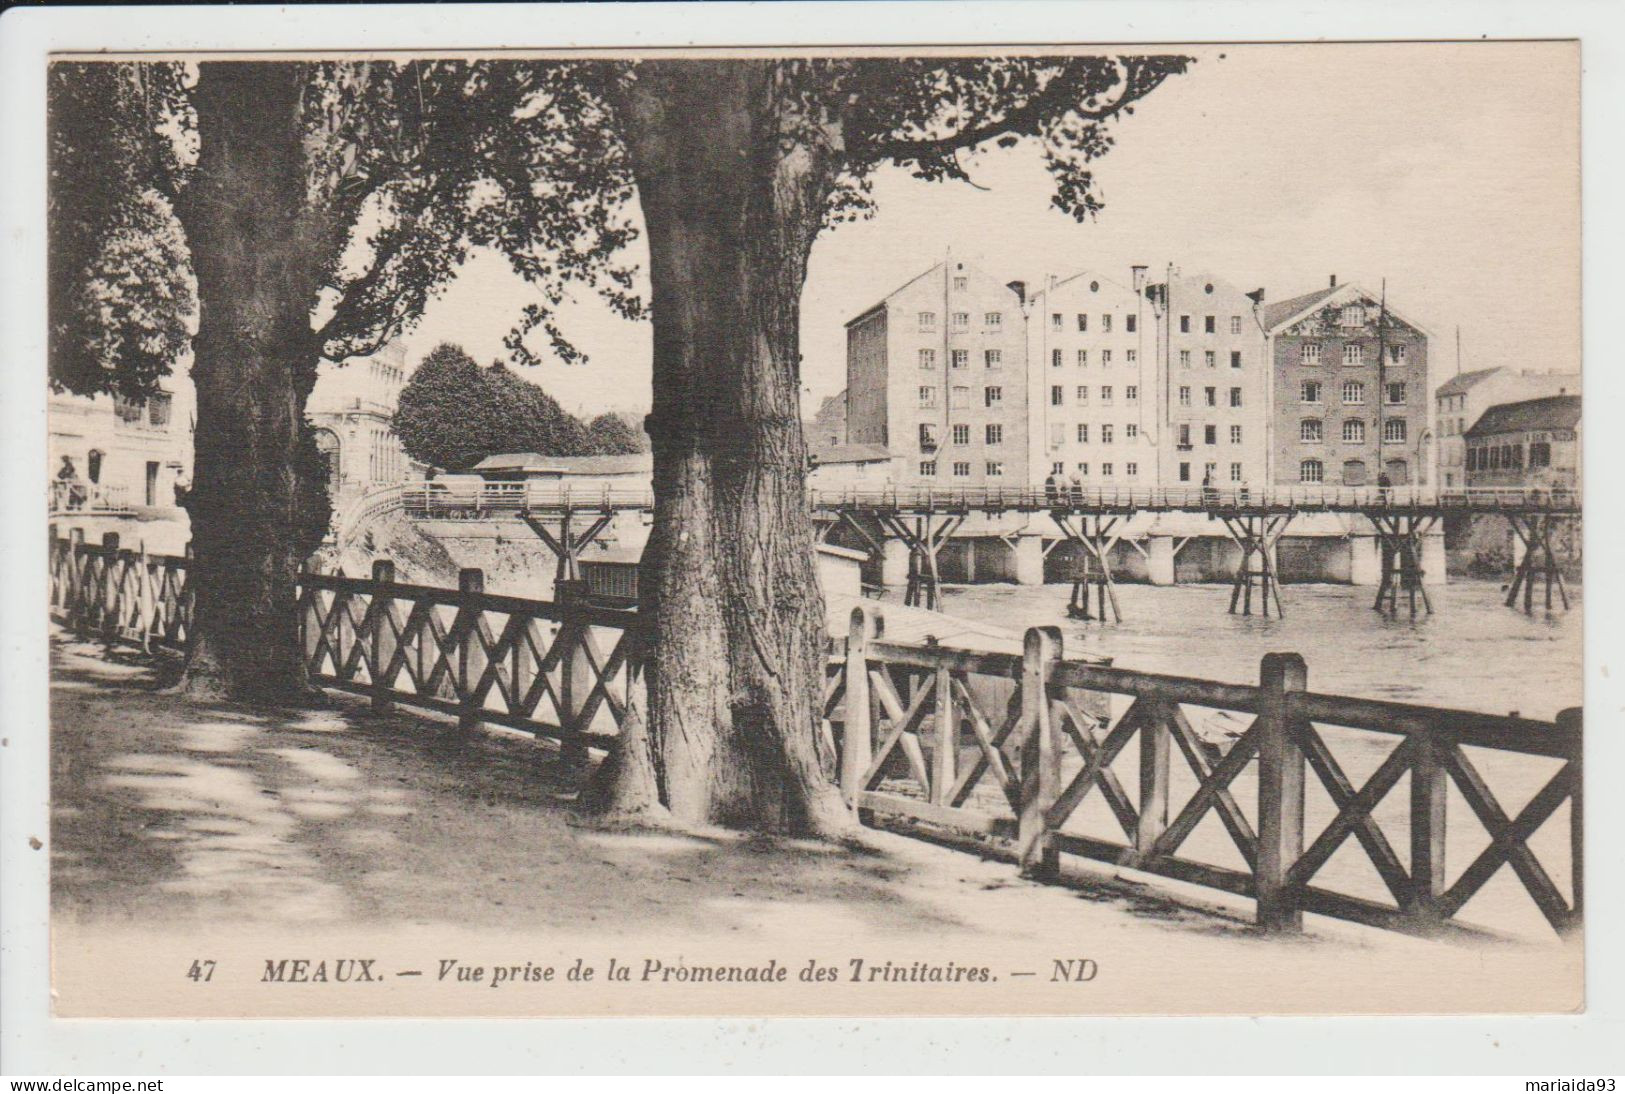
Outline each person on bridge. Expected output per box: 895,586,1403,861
1201,469,1218,508
1377,471,1393,506
56,455,85,511
1045,473,1059,506
1068,471,1083,505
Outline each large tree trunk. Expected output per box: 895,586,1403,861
174,63,325,704
606,61,851,835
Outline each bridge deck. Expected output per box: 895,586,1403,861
398,482,1580,520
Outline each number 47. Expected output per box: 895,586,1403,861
187,959,216,983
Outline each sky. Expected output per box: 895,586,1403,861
399,41,1581,420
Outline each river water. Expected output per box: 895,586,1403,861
942,578,1582,719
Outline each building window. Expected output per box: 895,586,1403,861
1102,349,1113,366
1300,419,1323,443
1530,442,1552,468
1102,424,1114,444
1300,459,1324,484
1230,462,1243,482
951,311,969,329
985,349,1002,368
985,424,1003,445
1178,423,1192,448
952,424,970,445
1341,305,1365,327
919,348,936,369
1343,419,1366,443
1126,315,1137,333
1102,314,1113,333
1383,418,1407,443
918,311,936,332
1205,315,1216,334
1301,380,1321,403
1077,314,1088,332
953,461,970,477
1077,424,1089,444
1388,344,1407,364
1230,424,1242,444
1301,343,1322,366
951,349,968,369
1052,313,1064,330
147,393,173,428
1205,350,1216,369
918,386,937,407
1180,315,1191,333
1342,380,1365,404
920,460,937,477
1101,462,1114,477
986,385,1003,406
1052,349,1063,368
1199,424,1214,446
1204,386,1216,407
1101,385,1114,405
1050,385,1063,407
1125,385,1138,402
1049,423,1065,448
1179,386,1191,407
1125,423,1138,439
1229,387,1242,408
1077,349,1089,368
1051,461,1065,475
1230,350,1242,369
986,460,1004,477
1126,349,1137,366
1078,462,1090,476
984,311,1002,328
1179,462,1191,482
1343,343,1364,367
1386,382,1407,405
1179,350,1192,369
1076,385,1088,404
1343,459,1368,486
918,423,938,449
1127,462,1139,477
953,276,967,292
1230,316,1243,335
114,396,143,425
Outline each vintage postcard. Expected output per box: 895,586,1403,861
35,34,1584,1022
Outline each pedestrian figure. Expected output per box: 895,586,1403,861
1377,471,1393,506
1044,472,1058,506
1068,471,1083,505
1201,468,1218,508
56,455,86,510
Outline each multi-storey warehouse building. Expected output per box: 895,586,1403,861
1262,277,1431,488
845,258,1031,487
1024,269,1160,490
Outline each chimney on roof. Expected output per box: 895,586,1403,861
1246,288,1265,305
1006,280,1026,304
1329,274,1338,288
1131,265,1148,293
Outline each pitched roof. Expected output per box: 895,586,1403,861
1260,286,1341,331
1435,368,1506,397
473,452,653,475
811,442,893,466
1464,395,1582,438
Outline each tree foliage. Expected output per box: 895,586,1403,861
393,343,596,471
584,411,648,454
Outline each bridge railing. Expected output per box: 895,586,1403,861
832,605,1582,938
49,531,191,652
402,480,657,518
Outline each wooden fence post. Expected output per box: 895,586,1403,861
1256,651,1307,932
559,581,592,772
1407,722,1448,930
100,532,120,647
1558,706,1583,928
841,605,877,813
371,560,396,714
457,568,484,734
1018,626,1062,880
1137,700,1172,863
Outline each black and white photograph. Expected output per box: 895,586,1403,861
7,8,1607,1044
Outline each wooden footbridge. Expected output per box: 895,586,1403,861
48,530,1583,940
397,481,1580,623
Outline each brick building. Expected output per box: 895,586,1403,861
1435,368,1578,488
1262,278,1430,488
1147,270,1271,488
845,258,1030,487
1024,269,1159,489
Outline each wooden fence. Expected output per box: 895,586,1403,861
833,605,1582,938
48,534,1582,938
